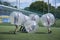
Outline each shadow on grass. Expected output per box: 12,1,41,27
0,32,15,34
0,31,48,34
35,32,48,34
0,31,27,34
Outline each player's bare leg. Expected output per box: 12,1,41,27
47,27,52,34
14,25,19,34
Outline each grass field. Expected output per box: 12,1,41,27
0,25,60,40
0,19,60,40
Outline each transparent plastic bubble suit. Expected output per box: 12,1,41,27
10,11,25,25
29,14,40,23
24,15,31,22
41,13,55,27
24,20,39,33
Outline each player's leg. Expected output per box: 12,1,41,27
47,26,52,34
19,25,27,33
14,25,19,34
22,26,27,33
19,25,23,31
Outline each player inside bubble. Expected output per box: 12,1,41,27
41,13,55,33
10,11,39,34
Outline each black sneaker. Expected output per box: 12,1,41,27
14,31,16,34
48,31,52,34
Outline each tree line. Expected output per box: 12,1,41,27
24,1,60,19
0,1,60,18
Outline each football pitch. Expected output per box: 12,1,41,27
0,24,60,40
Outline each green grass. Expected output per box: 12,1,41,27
0,19,60,40
53,19,60,27
0,25,60,40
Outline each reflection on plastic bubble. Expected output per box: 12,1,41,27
10,11,39,33
29,14,40,23
10,11,25,25
24,20,38,33
24,15,30,21
41,13,55,27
